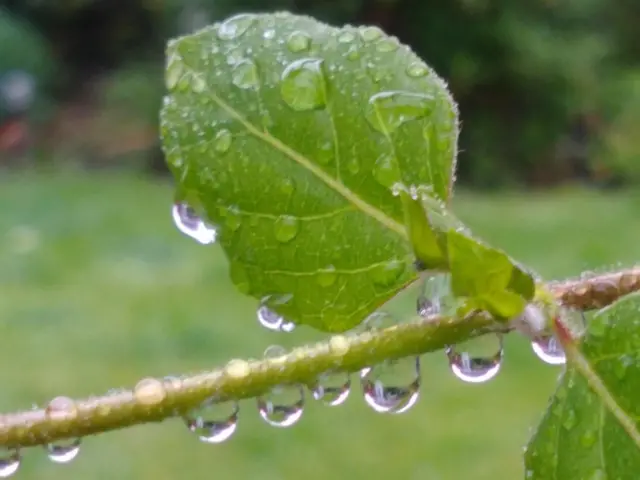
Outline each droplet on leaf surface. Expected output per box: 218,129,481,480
172,203,217,245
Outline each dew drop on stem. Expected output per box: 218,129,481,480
446,334,503,384
46,438,81,464
360,356,421,414
531,334,566,365
184,399,239,443
311,371,351,406
257,346,305,427
0,449,19,478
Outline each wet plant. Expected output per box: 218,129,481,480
1,12,640,479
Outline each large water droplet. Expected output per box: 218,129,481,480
531,334,566,365
257,384,304,427
184,399,239,443
316,265,337,287
286,31,311,53
417,272,455,318
359,26,383,42
214,129,233,153
231,60,259,90
406,62,429,78
165,55,184,90
280,58,327,111
274,215,300,243
0,450,19,478
370,259,406,288
376,37,399,53
360,357,420,414
46,396,78,422
190,74,206,93
337,31,356,43
312,371,351,406
365,91,433,134
172,202,217,245
257,300,295,333
258,346,304,427
46,438,81,464
217,14,256,40
372,154,401,188
446,335,503,383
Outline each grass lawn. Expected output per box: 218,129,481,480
0,172,638,479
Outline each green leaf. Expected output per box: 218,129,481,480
160,12,459,332
525,292,640,479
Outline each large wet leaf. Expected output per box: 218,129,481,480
525,292,640,479
160,12,533,331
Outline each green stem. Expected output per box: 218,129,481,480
0,267,638,449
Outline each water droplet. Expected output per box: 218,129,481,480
346,46,360,61
280,178,295,196
190,74,206,93
134,377,166,405
222,205,242,232
263,28,275,40
274,215,300,243
360,357,420,414
172,202,217,245
531,334,566,365
370,259,406,287
286,31,311,52
359,26,383,42
347,157,360,174
446,335,503,383
0,450,19,477
337,31,356,43
580,430,597,448
46,438,81,464
312,371,351,406
184,399,239,443
376,37,399,52
232,60,259,90
406,62,428,78
562,408,577,430
257,386,304,428
372,154,401,188
257,299,295,333
317,265,337,287
280,58,326,111
417,273,455,317
217,14,256,40
46,396,78,422
165,55,184,90
365,91,433,134
214,129,232,153
229,261,250,294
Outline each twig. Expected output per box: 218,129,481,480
1,267,638,449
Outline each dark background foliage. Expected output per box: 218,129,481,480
0,0,638,186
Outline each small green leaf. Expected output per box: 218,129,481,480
525,292,640,479
446,230,535,319
160,12,459,332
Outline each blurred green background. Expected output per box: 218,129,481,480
0,0,639,479
1,174,639,479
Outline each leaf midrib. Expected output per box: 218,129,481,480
200,82,408,239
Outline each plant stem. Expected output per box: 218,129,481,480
1,267,638,449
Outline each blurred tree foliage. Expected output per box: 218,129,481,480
1,0,638,187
